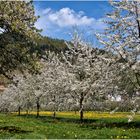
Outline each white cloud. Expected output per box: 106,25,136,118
35,7,106,40
47,7,94,27
35,7,106,28
42,8,52,15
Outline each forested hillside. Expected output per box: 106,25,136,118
37,37,67,53
0,36,67,86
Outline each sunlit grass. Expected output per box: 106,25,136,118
14,111,140,119
1,112,140,139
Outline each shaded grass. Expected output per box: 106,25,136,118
0,112,140,139
0,126,32,133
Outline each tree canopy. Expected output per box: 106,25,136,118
0,1,41,79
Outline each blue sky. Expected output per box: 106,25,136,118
34,1,112,45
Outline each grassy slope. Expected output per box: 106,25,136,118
0,112,140,139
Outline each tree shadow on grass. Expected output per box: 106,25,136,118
49,116,98,124
0,126,33,134
19,114,98,124
80,121,140,129
18,114,140,129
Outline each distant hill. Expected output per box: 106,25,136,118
37,37,68,55
37,36,107,55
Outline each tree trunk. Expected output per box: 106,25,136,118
26,110,29,116
134,2,140,38
36,97,40,118
53,95,56,119
79,93,84,122
80,109,83,122
26,101,30,116
18,106,21,116
53,111,56,118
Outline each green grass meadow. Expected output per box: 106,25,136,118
0,112,140,139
